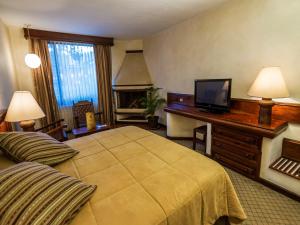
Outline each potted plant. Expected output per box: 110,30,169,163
140,87,166,129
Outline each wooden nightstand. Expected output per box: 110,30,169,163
72,124,110,138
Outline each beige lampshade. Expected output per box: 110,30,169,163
5,91,45,122
248,67,289,99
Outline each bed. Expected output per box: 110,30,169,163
0,111,246,225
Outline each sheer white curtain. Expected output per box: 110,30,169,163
48,41,98,129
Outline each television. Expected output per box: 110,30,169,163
194,79,232,113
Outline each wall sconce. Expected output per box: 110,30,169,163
24,25,41,69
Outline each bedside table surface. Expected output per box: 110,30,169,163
72,124,110,137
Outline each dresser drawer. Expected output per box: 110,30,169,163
212,142,258,168
212,137,258,160
214,153,256,178
212,124,262,179
212,125,262,148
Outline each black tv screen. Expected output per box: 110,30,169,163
194,79,232,112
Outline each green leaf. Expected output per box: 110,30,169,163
138,86,166,117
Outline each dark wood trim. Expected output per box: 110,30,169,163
0,109,12,132
24,28,114,46
113,84,153,87
269,138,300,180
126,50,143,53
35,119,67,142
232,97,300,107
167,92,300,124
270,156,300,180
166,135,193,141
165,104,288,139
167,92,194,106
258,178,300,202
72,124,110,138
168,92,300,108
0,109,6,124
282,138,300,160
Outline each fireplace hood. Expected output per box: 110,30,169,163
113,50,152,87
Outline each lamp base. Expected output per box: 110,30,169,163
19,120,35,132
258,98,274,125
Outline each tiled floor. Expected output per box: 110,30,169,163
151,129,300,225
227,169,300,225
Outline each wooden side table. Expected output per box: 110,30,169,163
72,124,110,138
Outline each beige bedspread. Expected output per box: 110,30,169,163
0,126,246,225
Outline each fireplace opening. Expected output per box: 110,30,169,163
117,90,147,109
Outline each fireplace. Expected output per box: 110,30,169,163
114,88,151,122
117,90,147,109
113,50,152,123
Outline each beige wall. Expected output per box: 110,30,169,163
0,20,16,109
7,26,35,95
112,39,143,81
143,0,300,102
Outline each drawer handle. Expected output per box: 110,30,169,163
245,153,254,159
232,140,243,146
214,154,254,174
214,142,255,160
214,130,256,144
217,139,243,147
243,167,250,173
215,142,222,147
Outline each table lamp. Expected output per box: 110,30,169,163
5,91,45,131
248,67,289,125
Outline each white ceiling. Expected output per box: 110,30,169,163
0,0,227,39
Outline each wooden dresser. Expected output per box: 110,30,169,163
165,103,287,180
164,93,297,181
211,125,262,179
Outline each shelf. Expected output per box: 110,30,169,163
269,138,300,180
270,157,300,180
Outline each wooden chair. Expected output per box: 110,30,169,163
1,109,67,141
72,100,102,128
193,125,207,151
35,119,68,142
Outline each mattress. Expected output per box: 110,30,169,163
0,126,246,225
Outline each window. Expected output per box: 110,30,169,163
48,42,98,107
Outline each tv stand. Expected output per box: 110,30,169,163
198,108,226,114
165,103,288,180
165,92,300,198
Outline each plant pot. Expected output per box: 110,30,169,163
147,116,159,130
